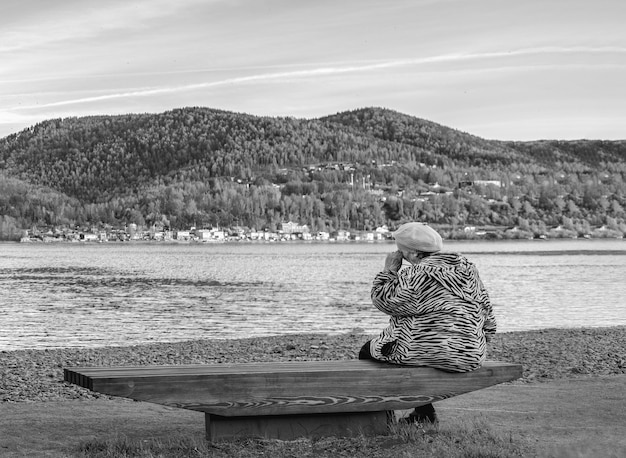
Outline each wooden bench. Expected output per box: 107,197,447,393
64,360,522,441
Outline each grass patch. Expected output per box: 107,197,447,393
76,417,529,458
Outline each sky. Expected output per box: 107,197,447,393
1,0,625,141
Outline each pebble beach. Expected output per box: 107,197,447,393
2,326,625,403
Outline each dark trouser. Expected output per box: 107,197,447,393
358,339,437,424
358,339,395,359
358,340,374,360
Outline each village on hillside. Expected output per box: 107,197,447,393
19,222,394,243
18,217,625,243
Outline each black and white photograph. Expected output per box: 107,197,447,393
1,1,625,456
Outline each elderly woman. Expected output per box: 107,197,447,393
359,222,496,424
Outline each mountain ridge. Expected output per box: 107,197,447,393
0,106,624,240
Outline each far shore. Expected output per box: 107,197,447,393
11,231,626,244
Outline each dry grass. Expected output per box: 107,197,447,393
76,417,529,458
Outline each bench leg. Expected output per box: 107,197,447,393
205,411,391,441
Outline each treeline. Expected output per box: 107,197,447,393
0,107,438,201
0,107,625,240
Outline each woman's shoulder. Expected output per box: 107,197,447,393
423,251,468,265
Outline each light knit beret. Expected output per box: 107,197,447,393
393,222,443,253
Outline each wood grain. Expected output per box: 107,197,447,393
64,360,522,416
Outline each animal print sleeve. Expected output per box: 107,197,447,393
370,269,430,317
483,298,497,336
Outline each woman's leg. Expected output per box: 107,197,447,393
358,340,374,360
359,339,436,425
406,403,438,424
398,405,438,425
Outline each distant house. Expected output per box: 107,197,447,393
81,233,99,242
197,229,225,241
262,231,278,241
196,230,212,240
280,221,310,234
175,230,191,240
316,231,330,241
458,180,503,188
128,223,139,240
230,226,247,238
335,230,350,241
212,230,226,240
151,231,164,241
474,180,503,187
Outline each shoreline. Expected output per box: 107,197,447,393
1,326,625,458
10,233,626,244
1,322,624,353
2,326,625,403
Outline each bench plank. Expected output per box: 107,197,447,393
64,360,522,417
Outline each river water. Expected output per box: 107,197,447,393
1,239,625,350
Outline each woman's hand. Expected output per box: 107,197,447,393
384,251,404,273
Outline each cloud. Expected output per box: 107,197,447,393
0,109,48,131
9,45,626,111
0,0,211,53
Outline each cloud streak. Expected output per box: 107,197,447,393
11,45,626,111
0,0,209,54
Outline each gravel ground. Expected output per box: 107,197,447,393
1,326,625,402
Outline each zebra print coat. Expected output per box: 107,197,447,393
369,252,496,372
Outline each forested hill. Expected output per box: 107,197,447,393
323,108,526,164
1,107,445,201
1,106,625,240
324,108,626,166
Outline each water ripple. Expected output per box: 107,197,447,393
1,240,625,350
